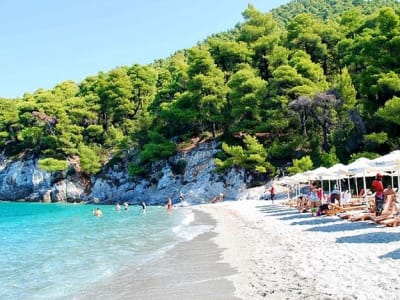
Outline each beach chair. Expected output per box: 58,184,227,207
370,213,397,224
324,203,367,216
323,203,344,216
349,211,374,222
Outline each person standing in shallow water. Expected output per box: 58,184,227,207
371,173,384,216
141,201,147,212
179,191,184,202
166,197,172,212
93,208,103,217
218,193,224,202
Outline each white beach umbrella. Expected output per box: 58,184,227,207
324,163,352,195
347,157,375,196
371,150,400,190
310,166,331,178
308,166,331,196
302,169,318,180
371,150,400,170
279,176,294,199
279,176,295,185
289,173,309,197
290,173,309,183
325,163,351,180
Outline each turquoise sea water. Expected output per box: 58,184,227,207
0,202,203,299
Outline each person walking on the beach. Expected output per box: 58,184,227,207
309,181,319,216
269,185,275,204
371,173,384,216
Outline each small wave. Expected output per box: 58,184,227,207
172,209,212,242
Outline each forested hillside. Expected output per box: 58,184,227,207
271,0,399,24
1,0,400,180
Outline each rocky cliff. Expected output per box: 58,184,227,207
0,142,251,205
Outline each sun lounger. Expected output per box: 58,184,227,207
346,197,367,206
370,213,399,224
324,203,367,216
349,212,374,222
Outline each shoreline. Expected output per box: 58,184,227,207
73,209,240,300
73,198,400,299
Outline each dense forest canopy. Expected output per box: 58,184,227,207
1,0,400,179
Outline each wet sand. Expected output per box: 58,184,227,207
74,210,239,300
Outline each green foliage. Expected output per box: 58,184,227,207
128,162,147,177
227,64,267,132
38,158,67,172
348,151,380,163
287,155,313,175
364,132,388,144
333,67,357,112
271,0,400,25
139,131,176,163
375,96,400,125
319,147,339,167
78,144,102,175
215,135,275,174
17,127,43,148
364,131,389,153
85,125,104,143
2,1,400,178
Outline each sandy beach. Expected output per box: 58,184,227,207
197,199,400,300
75,198,400,300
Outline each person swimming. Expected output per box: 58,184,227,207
141,201,147,211
93,207,103,217
115,203,121,212
123,202,129,211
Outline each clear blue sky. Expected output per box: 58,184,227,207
0,0,289,98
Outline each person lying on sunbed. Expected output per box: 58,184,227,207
349,205,375,222
378,214,400,227
371,194,399,224
384,185,397,204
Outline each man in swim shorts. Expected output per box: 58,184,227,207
371,173,384,216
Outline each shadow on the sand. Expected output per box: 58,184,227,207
291,217,342,226
380,248,400,260
260,208,298,215
255,207,289,214
256,204,289,209
336,231,400,244
306,221,372,232
279,213,313,221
